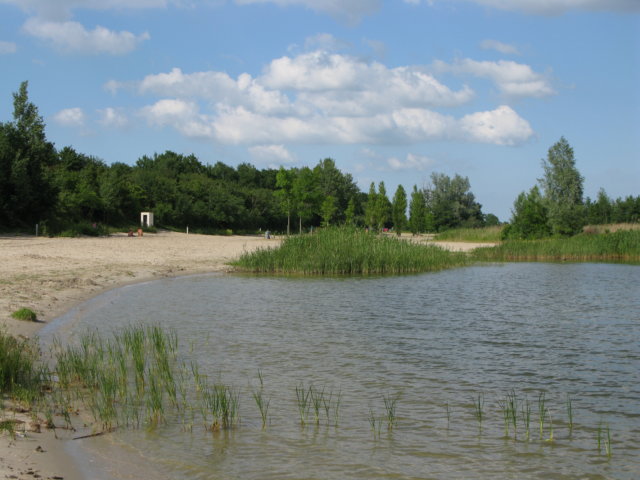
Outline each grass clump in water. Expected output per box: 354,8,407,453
233,227,469,275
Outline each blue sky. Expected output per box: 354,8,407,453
1,0,638,220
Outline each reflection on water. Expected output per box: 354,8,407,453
51,263,640,479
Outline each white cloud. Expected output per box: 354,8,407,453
141,99,214,138
263,51,473,110
458,105,533,146
98,107,129,128
0,41,17,54
233,0,381,23
249,144,296,164
23,18,150,55
53,107,86,127
480,39,519,55
433,58,555,98
387,153,435,171
123,51,535,147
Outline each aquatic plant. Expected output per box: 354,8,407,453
252,389,270,429
537,393,547,439
566,394,574,433
383,393,399,430
521,397,531,441
232,227,469,275
472,393,485,429
472,229,640,263
295,383,311,426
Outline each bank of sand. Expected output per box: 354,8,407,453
0,231,491,479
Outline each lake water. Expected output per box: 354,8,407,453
45,263,640,479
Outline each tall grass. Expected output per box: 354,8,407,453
472,230,640,262
233,227,469,275
0,329,47,402
434,226,504,243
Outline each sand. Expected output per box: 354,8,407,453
0,231,490,479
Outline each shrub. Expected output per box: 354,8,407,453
10,307,37,322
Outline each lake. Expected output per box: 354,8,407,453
45,262,640,479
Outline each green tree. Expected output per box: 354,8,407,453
0,81,56,228
292,167,318,233
391,185,408,235
344,197,357,226
320,195,337,227
408,185,426,234
502,186,550,239
539,137,584,235
375,181,391,231
424,173,483,231
275,167,295,235
364,182,377,229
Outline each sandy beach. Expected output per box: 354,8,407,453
0,231,488,479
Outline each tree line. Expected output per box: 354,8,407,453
1,82,637,236
503,136,640,239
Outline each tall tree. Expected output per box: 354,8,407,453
539,137,584,235
408,185,426,234
275,167,295,235
375,181,391,231
364,182,377,230
391,185,408,235
0,81,56,227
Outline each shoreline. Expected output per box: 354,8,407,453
0,231,280,480
0,231,484,480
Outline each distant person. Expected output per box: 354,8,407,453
265,230,271,239
128,229,134,237
137,228,143,237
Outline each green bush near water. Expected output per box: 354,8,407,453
232,227,469,275
472,229,640,262
10,307,37,322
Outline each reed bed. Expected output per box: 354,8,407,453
233,227,469,275
434,226,504,243
472,230,640,262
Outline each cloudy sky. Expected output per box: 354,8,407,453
1,0,638,219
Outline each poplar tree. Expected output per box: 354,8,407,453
391,185,408,235
539,137,584,235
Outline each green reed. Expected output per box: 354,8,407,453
472,229,640,263
233,227,469,275
295,383,311,425
368,408,383,439
605,424,612,458
566,394,574,433
521,397,531,441
383,393,399,430
473,393,485,429
537,393,547,439
498,391,518,437
252,389,270,429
